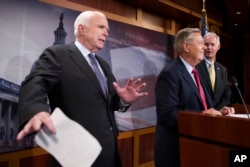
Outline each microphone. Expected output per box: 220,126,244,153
230,76,250,118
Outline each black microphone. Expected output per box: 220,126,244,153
230,76,250,118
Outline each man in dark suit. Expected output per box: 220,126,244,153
16,11,148,167
196,32,232,110
154,28,234,167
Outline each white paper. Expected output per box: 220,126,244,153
229,114,250,119
34,107,102,167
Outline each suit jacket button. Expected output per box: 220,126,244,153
110,127,113,131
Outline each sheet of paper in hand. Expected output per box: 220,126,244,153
34,107,102,167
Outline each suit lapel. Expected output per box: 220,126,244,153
200,61,213,90
197,60,213,107
67,44,107,98
214,62,222,98
95,56,115,96
177,58,201,99
197,60,214,97
178,58,213,108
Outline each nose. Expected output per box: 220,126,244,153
104,28,109,37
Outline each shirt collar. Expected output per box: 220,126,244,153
74,40,91,59
179,56,194,74
204,57,214,65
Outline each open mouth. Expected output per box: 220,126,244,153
99,39,105,43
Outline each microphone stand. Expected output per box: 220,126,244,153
234,85,250,119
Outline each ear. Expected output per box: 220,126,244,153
217,43,221,50
78,24,86,35
183,42,189,53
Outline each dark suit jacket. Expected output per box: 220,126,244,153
196,59,231,110
18,43,126,167
154,57,213,167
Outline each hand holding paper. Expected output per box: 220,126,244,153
35,108,102,167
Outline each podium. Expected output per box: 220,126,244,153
178,111,250,167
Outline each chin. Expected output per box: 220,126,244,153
199,56,204,61
98,44,104,49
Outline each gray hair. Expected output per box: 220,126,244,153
173,28,201,53
73,11,105,37
203,32,220,45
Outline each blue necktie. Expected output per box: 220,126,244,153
88,53,107,96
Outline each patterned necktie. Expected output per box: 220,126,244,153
192,68,208,110
88,53,107,96
209,63,215,92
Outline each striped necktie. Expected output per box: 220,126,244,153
88,53,107,96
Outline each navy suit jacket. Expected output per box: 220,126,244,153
154,56,212,167
18,43,125,167
196,59,231,110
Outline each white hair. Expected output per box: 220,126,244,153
73,11,105,37
203,32,220,45
173,28,201,53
